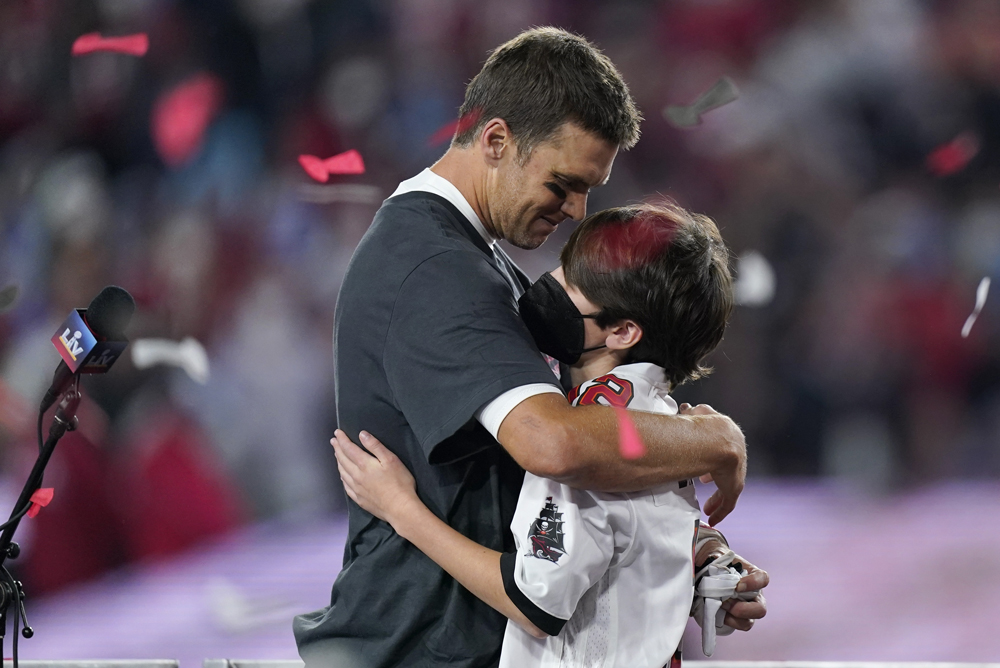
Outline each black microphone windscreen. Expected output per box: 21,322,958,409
85,286,135,340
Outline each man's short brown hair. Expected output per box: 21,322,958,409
560,202,734,390
454,27,641,157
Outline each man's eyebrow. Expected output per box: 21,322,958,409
551,171,604,190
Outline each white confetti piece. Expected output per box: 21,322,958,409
734,250,776,307
131,336,210,384
663,76,740,129
205,577,296,634
961,276,990,338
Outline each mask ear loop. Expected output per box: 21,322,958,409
578,314,607,354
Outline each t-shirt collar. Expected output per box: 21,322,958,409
390,168,496,248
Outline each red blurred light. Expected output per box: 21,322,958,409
926,132,979,177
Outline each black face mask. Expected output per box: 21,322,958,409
518,272,606,364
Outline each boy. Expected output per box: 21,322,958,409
334,202,743,666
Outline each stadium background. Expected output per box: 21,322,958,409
1,0,999,662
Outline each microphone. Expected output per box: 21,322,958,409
40,286,135,413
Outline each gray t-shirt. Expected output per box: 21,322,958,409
294,191,560,668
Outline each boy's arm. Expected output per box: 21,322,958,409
332,430,547,639
393,497,548,639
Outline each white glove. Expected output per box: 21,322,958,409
691,549,759,656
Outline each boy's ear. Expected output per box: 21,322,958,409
606,319,643,351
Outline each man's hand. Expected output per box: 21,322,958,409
332,429,420,528
679,403,746,525
696,537,768,632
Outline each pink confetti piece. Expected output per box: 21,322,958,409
614,406,646,459
297,149,365,182
72,32,149,57
427,108,483,147
926,132,979,177
151,73,225,167
27,487,54,519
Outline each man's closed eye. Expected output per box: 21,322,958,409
545,182,567,199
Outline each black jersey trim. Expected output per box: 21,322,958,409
500,551,567,636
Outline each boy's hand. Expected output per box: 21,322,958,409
679,403,746,525
695,539,769,632
332,429,420,528
721,555,768,631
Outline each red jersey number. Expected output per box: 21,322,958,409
572,374,634,408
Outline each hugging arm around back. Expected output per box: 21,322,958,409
497,393,747,525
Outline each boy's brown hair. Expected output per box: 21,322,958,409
560,202,734,390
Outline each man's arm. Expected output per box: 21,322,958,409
497,394,746,525
332,430,547,639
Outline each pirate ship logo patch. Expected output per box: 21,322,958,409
526,497,566,564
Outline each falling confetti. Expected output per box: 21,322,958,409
71,32,149,57
614,406,646,459
0,284,18,313
298,149,366,182
926,133,980,177
132,337,210,384
151,73,225,167
206,577,296,633
734,250,776,307
663,76,740,129
427,107,483,147
27,488,54,519
961,276,990,338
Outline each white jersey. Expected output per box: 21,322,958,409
499,362,701,668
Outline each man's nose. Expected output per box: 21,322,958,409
561,191,587,222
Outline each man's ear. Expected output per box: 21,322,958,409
480,118,513,165
606,319,643,351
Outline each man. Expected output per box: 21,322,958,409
294,27,761,668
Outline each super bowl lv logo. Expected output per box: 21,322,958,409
59,328,85,360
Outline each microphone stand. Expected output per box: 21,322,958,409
0,380,82,654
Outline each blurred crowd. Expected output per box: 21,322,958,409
1,0,1000,595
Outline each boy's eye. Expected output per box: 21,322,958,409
545,182,567,199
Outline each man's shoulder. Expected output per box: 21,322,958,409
371,191,481,248
345,192,491,280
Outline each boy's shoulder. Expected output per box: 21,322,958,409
568,362,676,414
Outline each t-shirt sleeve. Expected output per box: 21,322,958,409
384,249,560,464
499,474,632,636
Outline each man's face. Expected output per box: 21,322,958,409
490,123,618,250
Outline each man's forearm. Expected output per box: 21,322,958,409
552,405,744,492
497,394,745,520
